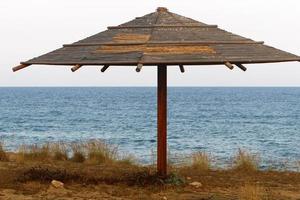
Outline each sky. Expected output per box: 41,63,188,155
0,0,299,87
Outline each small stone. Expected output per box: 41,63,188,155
162,196,167,200
186,177,192,180
51,180,64,189
189,181,202,188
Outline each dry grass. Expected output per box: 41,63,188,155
191,152,211,171
239,184,266,200
17,143,68,162
86,140,118,164
232,149,260,172
17,144,51,162
13,140,123,164
50,143,68,161
70,143,86,163
296,161,300,172
0,142,9,162
118,154,137,165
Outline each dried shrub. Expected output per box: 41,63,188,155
0,142,9,162
125,170,184,186
70,143,86,163
191,152,211,171
86,140,118,164
232,149,260,172
18,166,81,183
17,165,184,186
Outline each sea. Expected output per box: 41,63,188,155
0,87,299,170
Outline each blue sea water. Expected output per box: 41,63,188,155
0,87,300,169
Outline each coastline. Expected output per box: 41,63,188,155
1,141,300,199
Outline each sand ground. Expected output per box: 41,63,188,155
0,161,300,200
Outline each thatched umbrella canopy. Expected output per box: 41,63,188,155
13,7,300,177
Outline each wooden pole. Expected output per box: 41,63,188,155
236,63,247,71
101,65,110,72
12,64,31,72
157,64,167,177
136,63,143,72
179,65,185,73
71,64,82,72
225,61,234,70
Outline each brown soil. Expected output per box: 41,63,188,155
0,160,300,200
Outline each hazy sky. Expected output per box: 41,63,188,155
1,0,299,86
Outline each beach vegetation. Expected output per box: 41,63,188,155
86,139,118,164
118,154,137,165
191,151,211,171
50,142,68,161
0,142,300,199
17,143,51,162
70,143,86,163
232,149,260,172
296,161,300,172
239,184,266,200
0,142,9,162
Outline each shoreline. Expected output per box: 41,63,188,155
1,141,300,172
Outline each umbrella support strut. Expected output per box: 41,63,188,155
157,65,167,177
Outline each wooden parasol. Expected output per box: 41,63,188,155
13,7,300,177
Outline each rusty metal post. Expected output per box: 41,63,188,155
157,64,167,177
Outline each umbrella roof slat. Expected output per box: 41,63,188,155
165,10,207,25
16,7,300,68
136,10,162,65
63,41,264,47
117,12,159,27
156,10,183,25
108,25,218,29
149,27,253,42
72,29,153,45
21,59,300,66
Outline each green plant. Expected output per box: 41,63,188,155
164,172,185,186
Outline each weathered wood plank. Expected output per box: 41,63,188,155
108,25,218,29
63,41,264,47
